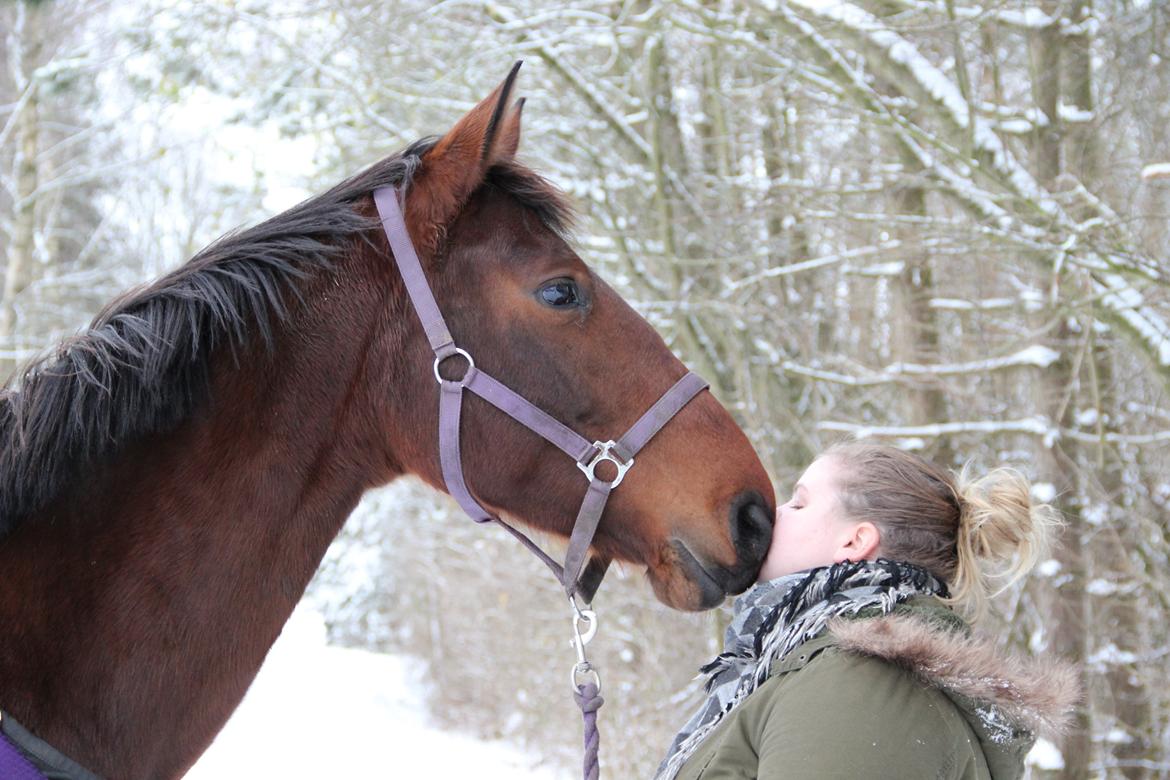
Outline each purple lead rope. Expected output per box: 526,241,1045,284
573,681,603,780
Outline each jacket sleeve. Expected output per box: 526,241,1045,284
753,648,972,779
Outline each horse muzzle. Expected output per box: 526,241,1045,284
651,491,774,611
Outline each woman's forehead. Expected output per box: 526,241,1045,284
800,455,842,487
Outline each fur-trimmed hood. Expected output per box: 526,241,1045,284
829,609,1081,775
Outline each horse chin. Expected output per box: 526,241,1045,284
646,540,735,612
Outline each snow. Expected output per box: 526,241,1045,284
1141,163,1170,180
880,346,1059,378
1099,273,1170,366
1031,483,1057,503
1106,728,1134,745
1027,738,1065,770
1058,103,1094,123
1035,559,1062,578
929,297,1015,311
819,416,1054,441
787,0,1055,211
1082,503,1108,526
1028,628,1047,655
185,605,567,780
849,261,904,277
1085,578,1119,596
1003,345,1061,368
723,241,901,292
994,7,1055,28
997,118,1034,135
1088,643,1138,666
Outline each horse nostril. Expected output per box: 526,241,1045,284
731,492,774,564
715,494,774,595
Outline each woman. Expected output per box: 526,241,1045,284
656,442,1079,780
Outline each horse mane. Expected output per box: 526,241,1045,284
0,136,573,539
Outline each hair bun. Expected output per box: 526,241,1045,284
951,465,1062,617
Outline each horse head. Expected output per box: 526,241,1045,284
375,65,775,610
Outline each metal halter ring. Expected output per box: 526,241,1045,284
433,347,475,384
576,440,634,488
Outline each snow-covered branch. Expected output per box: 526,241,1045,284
685,0,1170,389
818,418,1170,447
776,346,1060,387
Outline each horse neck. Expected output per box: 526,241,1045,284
0,248,412,779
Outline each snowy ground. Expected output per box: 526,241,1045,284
185,605,567,779
177,601,1061,778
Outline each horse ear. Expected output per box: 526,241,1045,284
406,63,525,252
495,97,524,161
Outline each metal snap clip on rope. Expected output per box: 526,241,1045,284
569,596,602,694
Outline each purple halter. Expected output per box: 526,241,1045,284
374,187,709,600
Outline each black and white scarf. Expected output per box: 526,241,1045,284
655,559,948,779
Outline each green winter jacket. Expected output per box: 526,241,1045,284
673,598,1077,780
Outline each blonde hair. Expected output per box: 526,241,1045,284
824,442,1061,620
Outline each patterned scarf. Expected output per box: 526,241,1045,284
655,559,948,779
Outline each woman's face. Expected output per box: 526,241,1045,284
756,455,871,582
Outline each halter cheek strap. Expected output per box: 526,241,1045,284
374,187,708,600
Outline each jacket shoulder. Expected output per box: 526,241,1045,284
828,609,1080,738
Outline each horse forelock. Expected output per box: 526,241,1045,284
481,161,576,238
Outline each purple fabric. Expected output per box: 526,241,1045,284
491,515,571,582
614,372,708,462
439,379,492,522
465,370,595,462
440,374,578,581
562,479,614,588
373,188,454,353
0,728,47,780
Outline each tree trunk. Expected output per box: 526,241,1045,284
1,3,42,385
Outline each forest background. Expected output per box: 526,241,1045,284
1,0,1168,777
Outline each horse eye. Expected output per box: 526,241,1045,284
539,280,582,308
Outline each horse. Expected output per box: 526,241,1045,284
0,65,776,779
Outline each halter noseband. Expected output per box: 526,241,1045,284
374,187,709,601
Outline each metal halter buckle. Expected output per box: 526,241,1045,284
576,440,633,488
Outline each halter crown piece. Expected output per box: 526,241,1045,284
375,186,709,780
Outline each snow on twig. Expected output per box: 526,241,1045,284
778,346,1060,387
722,241,901,292
785,0,1058,214
1141,163,1170,181
818,417,1059,446
818,418,1170,446
481,2,705,221
721,0,1170,378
